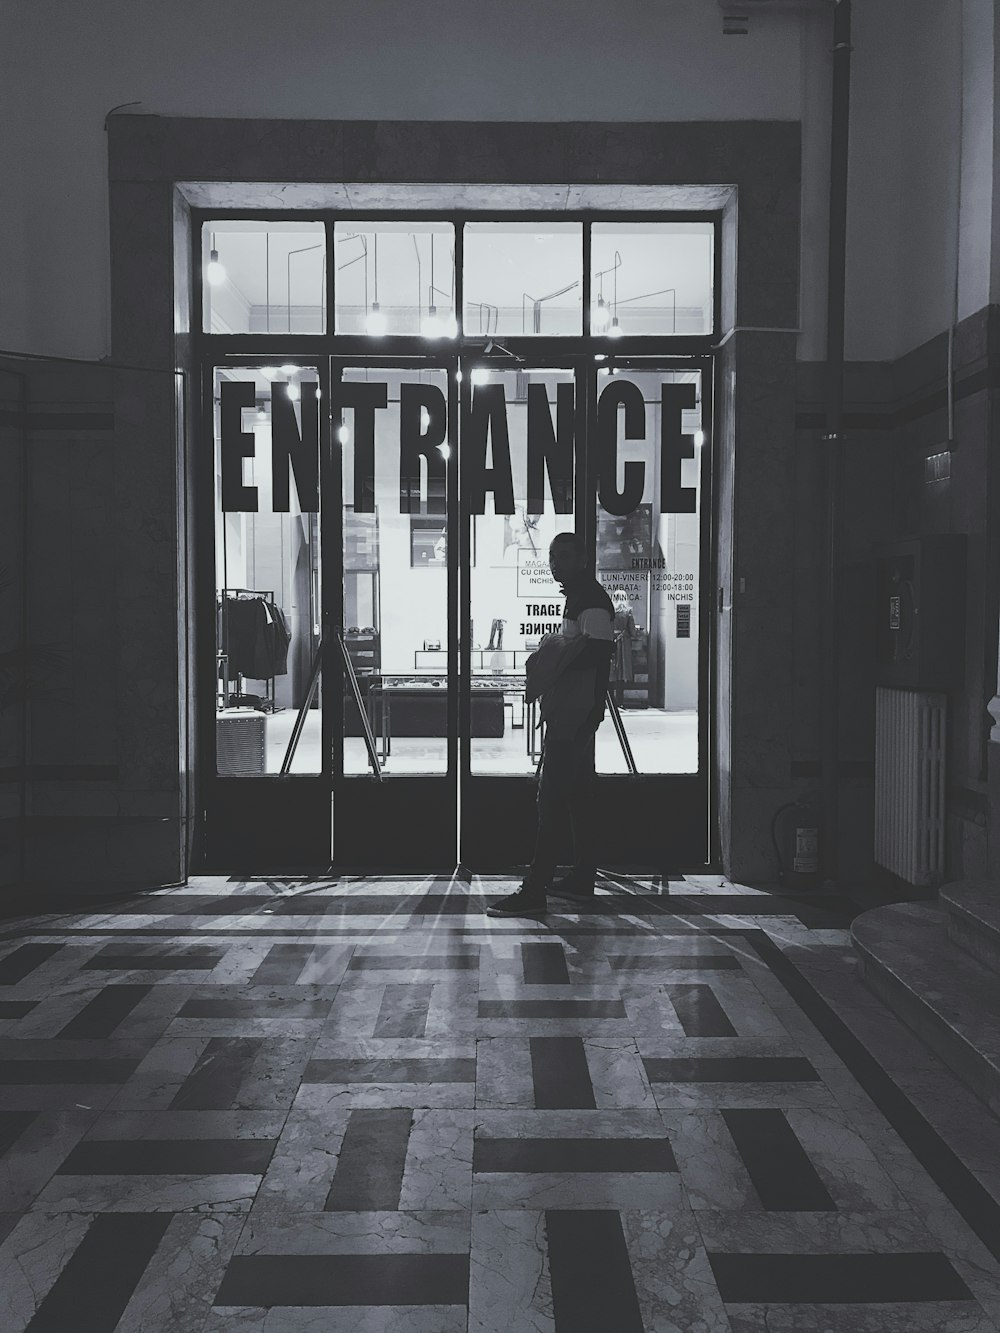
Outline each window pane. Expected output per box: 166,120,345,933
339,367,450,775
334,222,456,337
594,367,702,775
591,222,714,337
468,367,576,775
202,222,325,334
464,223,582,337
214,366,322,774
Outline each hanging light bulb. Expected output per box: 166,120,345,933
337,424,351,445
261,366,278,380
607,317,623,339
206,235,226,287
592,295,610,332
438,442,451,460
422,304,442,337
256,406,268,423
441,311,458,339
695,429,705,447
366,301,387,336
280,363,298,376
471,367,490,386
286,383,300,401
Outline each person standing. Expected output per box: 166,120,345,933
488,533,615,918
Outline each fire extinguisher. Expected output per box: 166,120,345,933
771,797,821,888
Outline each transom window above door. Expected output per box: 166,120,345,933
200,216,716,339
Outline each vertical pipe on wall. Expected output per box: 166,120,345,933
821,0,852,886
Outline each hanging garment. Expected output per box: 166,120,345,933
224,597,291,680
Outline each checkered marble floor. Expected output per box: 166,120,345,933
3,874,1000,1331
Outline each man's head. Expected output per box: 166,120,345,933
548,532,586,586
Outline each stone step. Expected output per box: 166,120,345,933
852,900,1000,1116
940,879,1000,974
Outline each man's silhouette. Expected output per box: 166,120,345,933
488,533,614,918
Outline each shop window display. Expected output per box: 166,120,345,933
214,366,323,774
334,221,456,337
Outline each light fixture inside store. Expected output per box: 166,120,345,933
695,429,705,447
592,296,610,332
337,424,351,444
438,442,451,459
366,302,387,336
471,367,490,385
256,406,268,422
281,363,298,375
607,318,623,338
261,366,278,380
420,406,431,432
286,383,300,401
206,234,226,286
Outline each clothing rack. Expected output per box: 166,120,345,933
221,587,277,711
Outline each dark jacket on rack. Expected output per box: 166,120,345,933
224,596,291,680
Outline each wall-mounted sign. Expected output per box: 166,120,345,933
219,378,697,517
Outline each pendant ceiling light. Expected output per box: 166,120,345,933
206,232,226,286
366,233,387,335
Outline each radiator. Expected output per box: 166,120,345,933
874,685,946,886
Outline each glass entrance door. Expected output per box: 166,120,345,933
202,354,711,874
330,359,459,868
460,359,711,873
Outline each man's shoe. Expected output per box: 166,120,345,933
487,885,548,918
549,869,596,900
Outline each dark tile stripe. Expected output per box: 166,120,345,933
24,1213,171,1333
82,954,222,970
475,1137,677,1173
643,1056,820,1083
521,943,570,985
57,985,152,1038
373,983,434,1038
0,1110,37,1157
0,1000,38,1018
251,944,316,984
325,1108,412,1210
708,1251,973,1303
0,944,63,985
610,954,741,971
479,1000,626,1018
213,1254,469,1307
179,996,332,1018
546,1210,645,1332
666,984,738,1037
348,954,479,970
722,1109,836,1210
530,1036,596,1109
303,1057,475,1084
170,1037,264,1110
0,1059,139,1084
57,1138,275,1175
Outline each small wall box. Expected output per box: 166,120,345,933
874,534,966,690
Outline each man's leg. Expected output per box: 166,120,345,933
551,734,598,898
487,736,572,917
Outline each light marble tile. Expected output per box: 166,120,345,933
469,1210,553,1333
725,1303,994,1331
399,1109,475,1210
30,1173,259,1213
202,1307,468,1332
0,1210,94,1331
651,1082,837,1110
622,1208,731,1333
114,1211,245,1333
0,1108,100,1211
104,1035,210,1111
294,1083,475,1111
251,1106,353,1215
234,1036,319,1112
584,1038,657,1109
475,1038,535,1109
472,1170,685,1209
785,1107,912,1210
658,1110,757,1211
236,1210,470,1254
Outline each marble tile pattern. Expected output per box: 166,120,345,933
1,874,1000,1330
